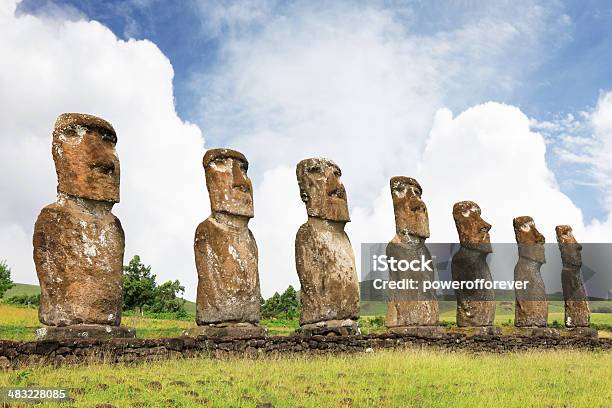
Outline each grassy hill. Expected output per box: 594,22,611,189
3,282,198,312
3,283,40,298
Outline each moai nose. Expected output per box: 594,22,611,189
232,160,250,191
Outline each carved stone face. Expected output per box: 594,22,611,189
452,201,492,253
296,158,349,222
52,113,120,203
513,216,545,263
204,148,254,218
390,176,429,239
556,225,582,267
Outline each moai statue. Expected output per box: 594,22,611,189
451,201,499,335
185,148,266,339
385,177,440,335
556,225,596,337
33,113,134,340
513,216,554,335
295,158,360,335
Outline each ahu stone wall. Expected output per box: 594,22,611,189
0,333,609,370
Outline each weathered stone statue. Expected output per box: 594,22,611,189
451,201,498,334
513,216,550,331
385,177,440,334
295,158,360,335
556,225,596,337
33,113,134,340
186,148,265,339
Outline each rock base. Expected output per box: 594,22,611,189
453,326,502,336
297,319,360,336
35,325,136,341
514,327,560,338
182,323,267,339
387,325,446,338
563,327,598,338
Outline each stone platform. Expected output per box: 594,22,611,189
387,325,446,338
296,319,360,336
182,323,267,339
35,325,136,341
0,330,609,370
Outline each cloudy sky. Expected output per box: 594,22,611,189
1,0,611,300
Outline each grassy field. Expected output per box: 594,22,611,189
0,349,610,407
1,302,611,341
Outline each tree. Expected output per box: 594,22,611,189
122,255,156,315
0,260,14,299
261,285,300,319
279,285,299,319
147,280,186,315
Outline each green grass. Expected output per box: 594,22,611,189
0,349,610,407
2,283,40,299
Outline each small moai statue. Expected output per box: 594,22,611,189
451,201,499,334
513,216,554,335
33,113,135,340
295,158,360,335
385,177,441,335
185,148,266,339
556,225,596,337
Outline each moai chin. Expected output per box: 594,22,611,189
385,177,440,334
295,158,360,335
556,225,594,336
513,216,548,328
451,201,498,334
33,113,134,340
186,148,266,339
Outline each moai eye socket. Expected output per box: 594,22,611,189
333,167,341,177
520,223,531,232
307,164,323,174
461,210,471,218
101,132,117,144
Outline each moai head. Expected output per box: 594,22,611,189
556,225,582,268
452,201,492,253
296,158,349,222
390,176,429,239
513,216,545,263
52,113,120,203
203,148,254,218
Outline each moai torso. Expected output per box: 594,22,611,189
385,177,437,327
194,149,261,325
34,113,124,327
295,158,359,325
451,201,495,327
513,216,548,327
556,225,590,327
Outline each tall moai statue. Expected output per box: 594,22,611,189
556,225,596,337
186,148,266,339
451,201,499,334
295,158,360,335
33,113,134,340
513,216,550,330
385,177,440,334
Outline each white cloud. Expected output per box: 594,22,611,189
417,103,585,243
0,0,207,299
